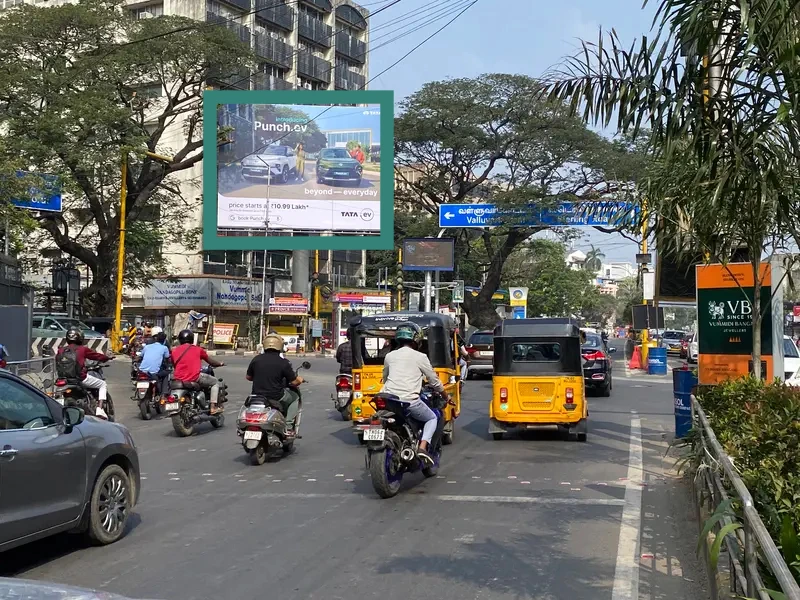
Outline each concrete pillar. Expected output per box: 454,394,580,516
291,249,310,297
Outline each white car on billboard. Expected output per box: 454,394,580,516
241,145,297,184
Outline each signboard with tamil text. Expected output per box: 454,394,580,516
144,278,267,309
438,201,636,229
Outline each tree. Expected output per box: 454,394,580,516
394,74,644,328
544,0,800,377
581,289,617,324
0,0,253,315
584,245,605,272
615,277,643,326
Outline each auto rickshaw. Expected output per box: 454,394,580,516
348,312,462,445
489,318,588,442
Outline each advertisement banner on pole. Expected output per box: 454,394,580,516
509,287,529,307
452,280,465,304
696,261,783,384
268,296,309,315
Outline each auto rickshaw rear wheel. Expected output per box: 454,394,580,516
491,432,503,441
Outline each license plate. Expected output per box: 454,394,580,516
136,382,150,390
334,171,348,176
476,350,493,358
338,391,350,399
363,427,385,441
243,430,262,441
165,402,179,412
251,168,264,172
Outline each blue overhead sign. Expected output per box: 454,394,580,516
11,171,62,213
438,201,637,228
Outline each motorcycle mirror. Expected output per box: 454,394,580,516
301,361,311,369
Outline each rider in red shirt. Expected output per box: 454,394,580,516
170,329,225,414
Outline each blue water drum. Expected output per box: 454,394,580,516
647,346,668,375
673,368,698,438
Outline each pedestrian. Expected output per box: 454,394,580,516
336,331,353,374
350,143,365,164
295,142,305,180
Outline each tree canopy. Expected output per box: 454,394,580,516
0,0,253,314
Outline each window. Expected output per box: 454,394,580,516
320,148,352,159
32,316,43,328
0,378,56,430
784,338,799,358
468,333,492,346
135,83,163,99
131,3,164,19
204,251,226,264
511,342,562,362
582,334,603,349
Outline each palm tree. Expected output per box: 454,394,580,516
584,246,605,272
543,0,800,379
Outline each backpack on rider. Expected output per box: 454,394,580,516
56,345,81,380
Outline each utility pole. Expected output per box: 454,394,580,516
640,199,649,364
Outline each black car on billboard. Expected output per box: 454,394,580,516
316,148,363,186
581,331,615,396
464,330,494,378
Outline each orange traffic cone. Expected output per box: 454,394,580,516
628,346,642,370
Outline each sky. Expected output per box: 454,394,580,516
367,0,659,265
278,104,382,142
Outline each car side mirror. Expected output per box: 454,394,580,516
64,406,84,431
608,347,617,353
50,324,60,330
301,361,311,369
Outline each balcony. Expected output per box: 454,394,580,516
335,4,367,30
218,0,251,11
253,72,293,90
335,64,365,90
297,50,331,84
209,66,252,90
298,13,332,48
299,0,332,13
206,11,251,45
335,31,366,64
254,0,295,31
253,32,293,68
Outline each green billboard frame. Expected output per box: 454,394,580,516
202,89,394,251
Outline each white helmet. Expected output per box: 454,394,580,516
151,326,163,335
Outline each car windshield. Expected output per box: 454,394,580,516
582,333,603,349
469,333,492,346
320,148,351,159
784,338,799,358
662,331,684,339
261,146,287,156
60,318,92,331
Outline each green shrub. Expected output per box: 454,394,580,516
697,378,800,578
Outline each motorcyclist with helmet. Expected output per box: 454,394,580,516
138,326,171,402
170,329,225,415
56,327,114,419
246,333,304,433
380,322,449,466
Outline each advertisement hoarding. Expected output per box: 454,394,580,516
268,296,309,315
203,90,394,251
143,278,268,309
402,238,455,271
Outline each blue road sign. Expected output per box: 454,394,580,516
12,171,62,212
512,306,526,319
438,201,637,228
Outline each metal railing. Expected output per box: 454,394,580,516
297,50,331,83
692,399,800,600
7,356,56,395
253,32,293,68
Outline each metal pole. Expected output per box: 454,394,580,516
397,247,403,308
314,249,320,352
259,177,270,345
113,153,127,353
424,271,432,312
640,199,649,364
434,270,440,312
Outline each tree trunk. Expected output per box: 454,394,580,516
751,258,762,380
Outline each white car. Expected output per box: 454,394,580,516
241,145,297,183
783,336,800,380
687,333,698,364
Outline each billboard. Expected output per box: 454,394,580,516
203,90,394,251
143,277,268,309
402,238,455,271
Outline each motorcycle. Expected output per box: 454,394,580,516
53,359,116,422
331,373,353,421
132,369,167,420
166,365,228,437
364,386,446,499
130,351,143,382
237,361,311,465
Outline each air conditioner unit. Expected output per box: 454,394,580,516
303,82,312,90
139,11,154,19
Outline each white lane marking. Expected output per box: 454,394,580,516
160,490,625,505
455,534,474,543
307,479,317,482
202,473,212,476
169,477,180,481
335,474,344,477
611,416,644,600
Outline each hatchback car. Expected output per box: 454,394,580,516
465,330,494,378
687,332,699,364
660,330,687,354
0,370,140,553
581,331,616,396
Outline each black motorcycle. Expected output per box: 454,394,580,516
132,369,167,420
364,386,446,499
166,365,228,437
54,360,116,422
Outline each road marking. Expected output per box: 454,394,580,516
161,490,625,505
611,416,643,600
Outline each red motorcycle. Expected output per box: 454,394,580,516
132,370,166,420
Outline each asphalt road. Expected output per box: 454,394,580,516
221,163,380,201
1,343,708,600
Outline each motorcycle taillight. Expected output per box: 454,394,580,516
56,378,67,386
244,410,268,424
335,376,351,390
137,372,150,380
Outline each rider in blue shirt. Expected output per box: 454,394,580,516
138,335,171,400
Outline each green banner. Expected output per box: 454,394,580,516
697,286,772,356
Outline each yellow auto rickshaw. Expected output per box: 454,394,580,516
489,318,588,442
349,312,462,445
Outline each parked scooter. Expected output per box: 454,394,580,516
237,361,311,465
331,373,353,421
166,365,228,436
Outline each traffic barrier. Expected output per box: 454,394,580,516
647,346,668,375
5,356,56,394
31,337,110,357
628,345,642,370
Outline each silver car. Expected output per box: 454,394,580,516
0,370,140,552
0,577,157,599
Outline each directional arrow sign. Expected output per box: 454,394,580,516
438,201,637,228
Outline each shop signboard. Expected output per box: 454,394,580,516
144,277,268,310
211,323,238,345
696,261,784,384
333,292,391,304
509,287,528,307
268,296,309,315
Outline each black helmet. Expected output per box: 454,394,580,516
177,329,194,344
66,327,84,344
154,332,167,345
